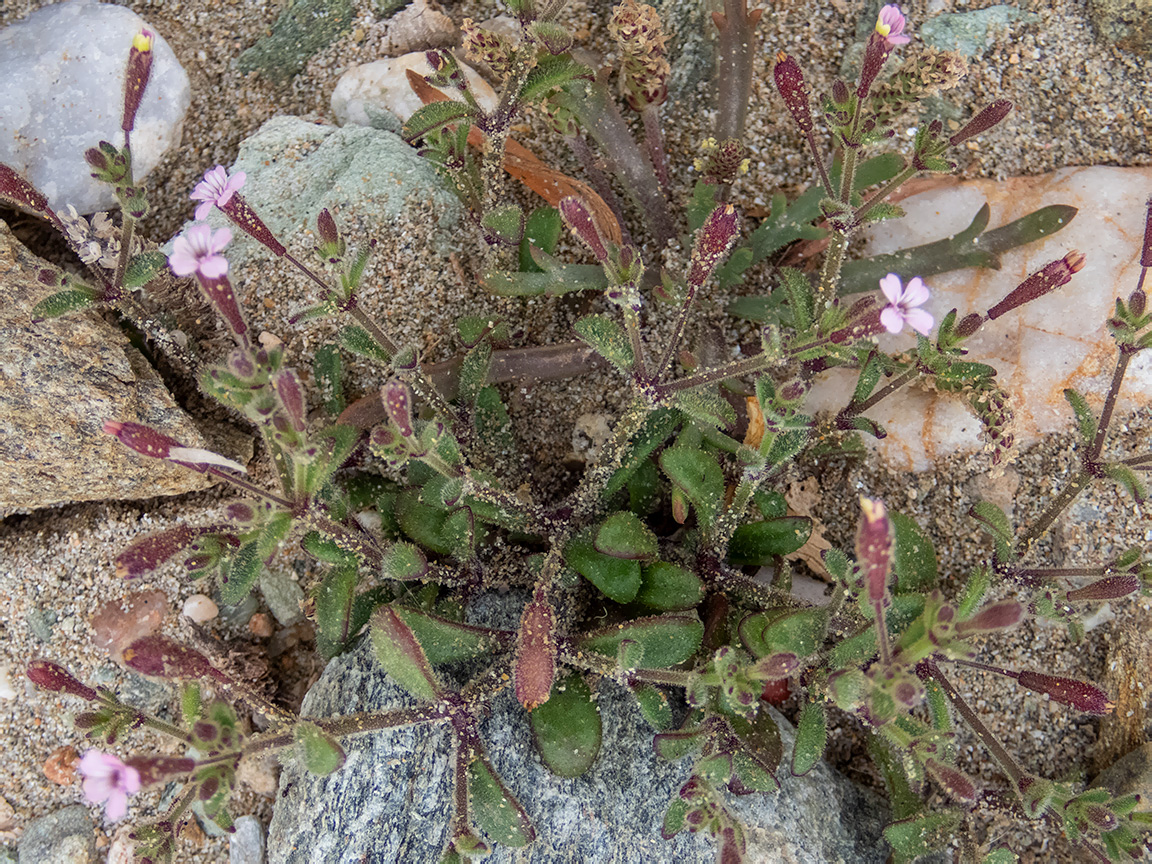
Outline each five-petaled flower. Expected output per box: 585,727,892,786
879,273,933,336
78,750,140,822
875,4,911,45
191,165,246,221
169,223,232,280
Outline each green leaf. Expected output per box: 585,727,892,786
519,53,592,103
792,700,827,776
687,180,720,234
219,540,262,606
630,682,673,730
304,424,360,497
754,490,787,519
637,562,705,611
729,709,783,783
301,531,359,566
564,531,642,603
956,565,991,620
391,605,510,665
481,261,608,297
661,798,690,839
595,511,658,561
981,850,1018,864
121,251,169,289
395,490,454,555
519,206,562,272
779,267,815,331
466,756,535,847
338,324,391,362
660,447,724,527
673,388,736,429
739,608,827,659
626,457,661,515
529,673,602,777
294,721,345,776
581,615,704,668
727,517,812,565
574,314,634,373
891,512,937,593
883,811,963,861
1063,388,1098,446
313,344,345,417
403,100,479,142
653,726,707,762
370,605,442,702
382,541,428,581
474,387,515,459
1104,462,1147,502
603,408,681,498
969,500,1016,562
314,563,358,658
31,288,97,320
481,204,525,247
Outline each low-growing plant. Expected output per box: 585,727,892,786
12,4,1152,862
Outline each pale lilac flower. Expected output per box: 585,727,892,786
875,4,911,46
78,750,141,821
191,165,246,221
169,223,232,279
879,273,933,336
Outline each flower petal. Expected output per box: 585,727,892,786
880,307,904,333
902,276,929,307
904,307,934,336
879,273,903,304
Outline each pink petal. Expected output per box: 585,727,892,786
904,308,934,336
198,255,229,279
887,33,911,45
879,273,903,304
104,790,128,821
880,307,904,333
902,276,929,307
193,201,213,220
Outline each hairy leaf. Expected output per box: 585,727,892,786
529,673,602,777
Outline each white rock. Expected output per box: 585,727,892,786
183,593,219,623
331,52,499,128
0,664,14,700
0,0,190,214
806,166,1152,470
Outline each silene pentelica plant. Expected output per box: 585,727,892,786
12,4,1152,862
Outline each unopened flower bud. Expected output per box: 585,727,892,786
987,252,1086,320
1084,803,1119,831
1015,670,1113,715
1066,573,1140,602
774,53,813,135
273,369,307,433
1140,196,1152,268
856,497,892,605
315,208,345,262
1129,287,1146,318
687,205,739,288
27,661,98,700
925,758,977,802
831,79,850,104
949,100,1012,146
955,312,985,339
122,29,155,133
559,197,609,263
381,381,414,438
514,585,556,710
957,600,1023,633
0,162,51,216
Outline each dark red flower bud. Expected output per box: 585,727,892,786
103,420,180,460
957,600,1023,634
687,204,739,288
925,758,977,802
514,585,556,711
219,195,286,257
1140,196,1152,268
955,312,985,339
381,381,414,438
124,754,195,787
122,29,155,133
226,502,255,523
0,162,51,216
122,635,229,684
986,252,1086,320
115,525,222,579
773,52,813,135
1066,573,1140,602
856,33,893,101
1129,288,1146,318
1085,803,1119,831
27,660,98,700
1016,670,1113,715
856,497,892,605
949,100,1013,146
558,197,609,264
831,79,850,104
273,369,307,432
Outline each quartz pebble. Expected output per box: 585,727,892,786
182,594,219,624
0,666,14,700
807,166,1152,470
89,590,169,661
331,52,498,128
42,746,79,786
0,0,190,214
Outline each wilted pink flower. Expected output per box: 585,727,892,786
191,165,246,221
875,4,911,46
169,223,231,279
78,750,141,821
879,274,934,336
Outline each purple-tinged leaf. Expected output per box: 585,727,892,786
515,586,556,710
948,100,1012,146
466,755,535,847
123,636,230,684
957,600,1023,634
124,754,195,788
370,606,442,702
924,758,977,802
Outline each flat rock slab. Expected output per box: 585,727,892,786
0,221,226,515
267,633,889,864
809,166,1152,470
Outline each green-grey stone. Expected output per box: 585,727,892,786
237,0,356,83
919,7,1040,58
260,568,306,626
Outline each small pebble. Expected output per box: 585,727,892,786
43,746,79,786
90,590,169,660
183,594,219,623
0,664,15,699
248,613,273,639
0,796,16,831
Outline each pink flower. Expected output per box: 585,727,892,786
191,165,246,221
169,223,232,279
879,273,933,336
875,4,911,46
78,751,141,821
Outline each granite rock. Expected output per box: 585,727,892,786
16,806,94,864
0,221,240,515
0,0,190,215
229,815,266,864
236,0,355,84
267,630,889,863
1088,0,1152,54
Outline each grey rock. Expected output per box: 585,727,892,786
260,568,306,626
17,806,95,864
268,633,889,863
236,0,356,84
920,6,1040,58
229,815,267,864
0,0,190,215
0,221,233,516
1089,0,1152,55
1093,742,1152,803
